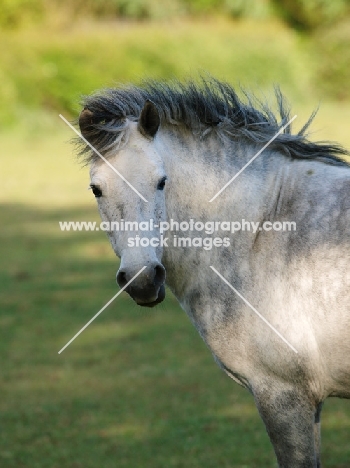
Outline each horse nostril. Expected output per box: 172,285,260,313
117,269,128,288
154,264,166,286
117,265,165,290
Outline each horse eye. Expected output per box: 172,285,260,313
157,176,167,191
90,185,102,198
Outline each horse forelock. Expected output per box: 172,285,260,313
76,77,350,167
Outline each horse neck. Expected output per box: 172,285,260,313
155,127,289,296
157,127,287,224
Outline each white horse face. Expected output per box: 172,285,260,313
81,102,167,307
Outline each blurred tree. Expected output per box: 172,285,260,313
182,0,220,14
0,0,43,28
313,20,350,100
224,0,272,19
116,0,183,19
273,0,350,30
1,0,349,27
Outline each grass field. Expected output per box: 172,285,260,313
1,17,350,468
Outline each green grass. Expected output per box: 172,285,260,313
1,17,350,467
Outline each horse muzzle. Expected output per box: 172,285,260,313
116,263,166,307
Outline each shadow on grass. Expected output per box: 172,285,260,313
0,203,349,468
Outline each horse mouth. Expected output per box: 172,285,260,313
117,263,166,308
133,284,166,308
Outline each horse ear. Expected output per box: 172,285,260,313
138,100,160,138
79,108,94,140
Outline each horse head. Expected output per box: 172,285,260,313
79,100,167,307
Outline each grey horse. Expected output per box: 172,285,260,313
76,78,350,467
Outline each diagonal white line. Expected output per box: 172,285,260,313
210,266,298,354
209,115,297,202
58,266,147,354
59,114,148,203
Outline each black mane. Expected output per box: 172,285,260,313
78,77,349,166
